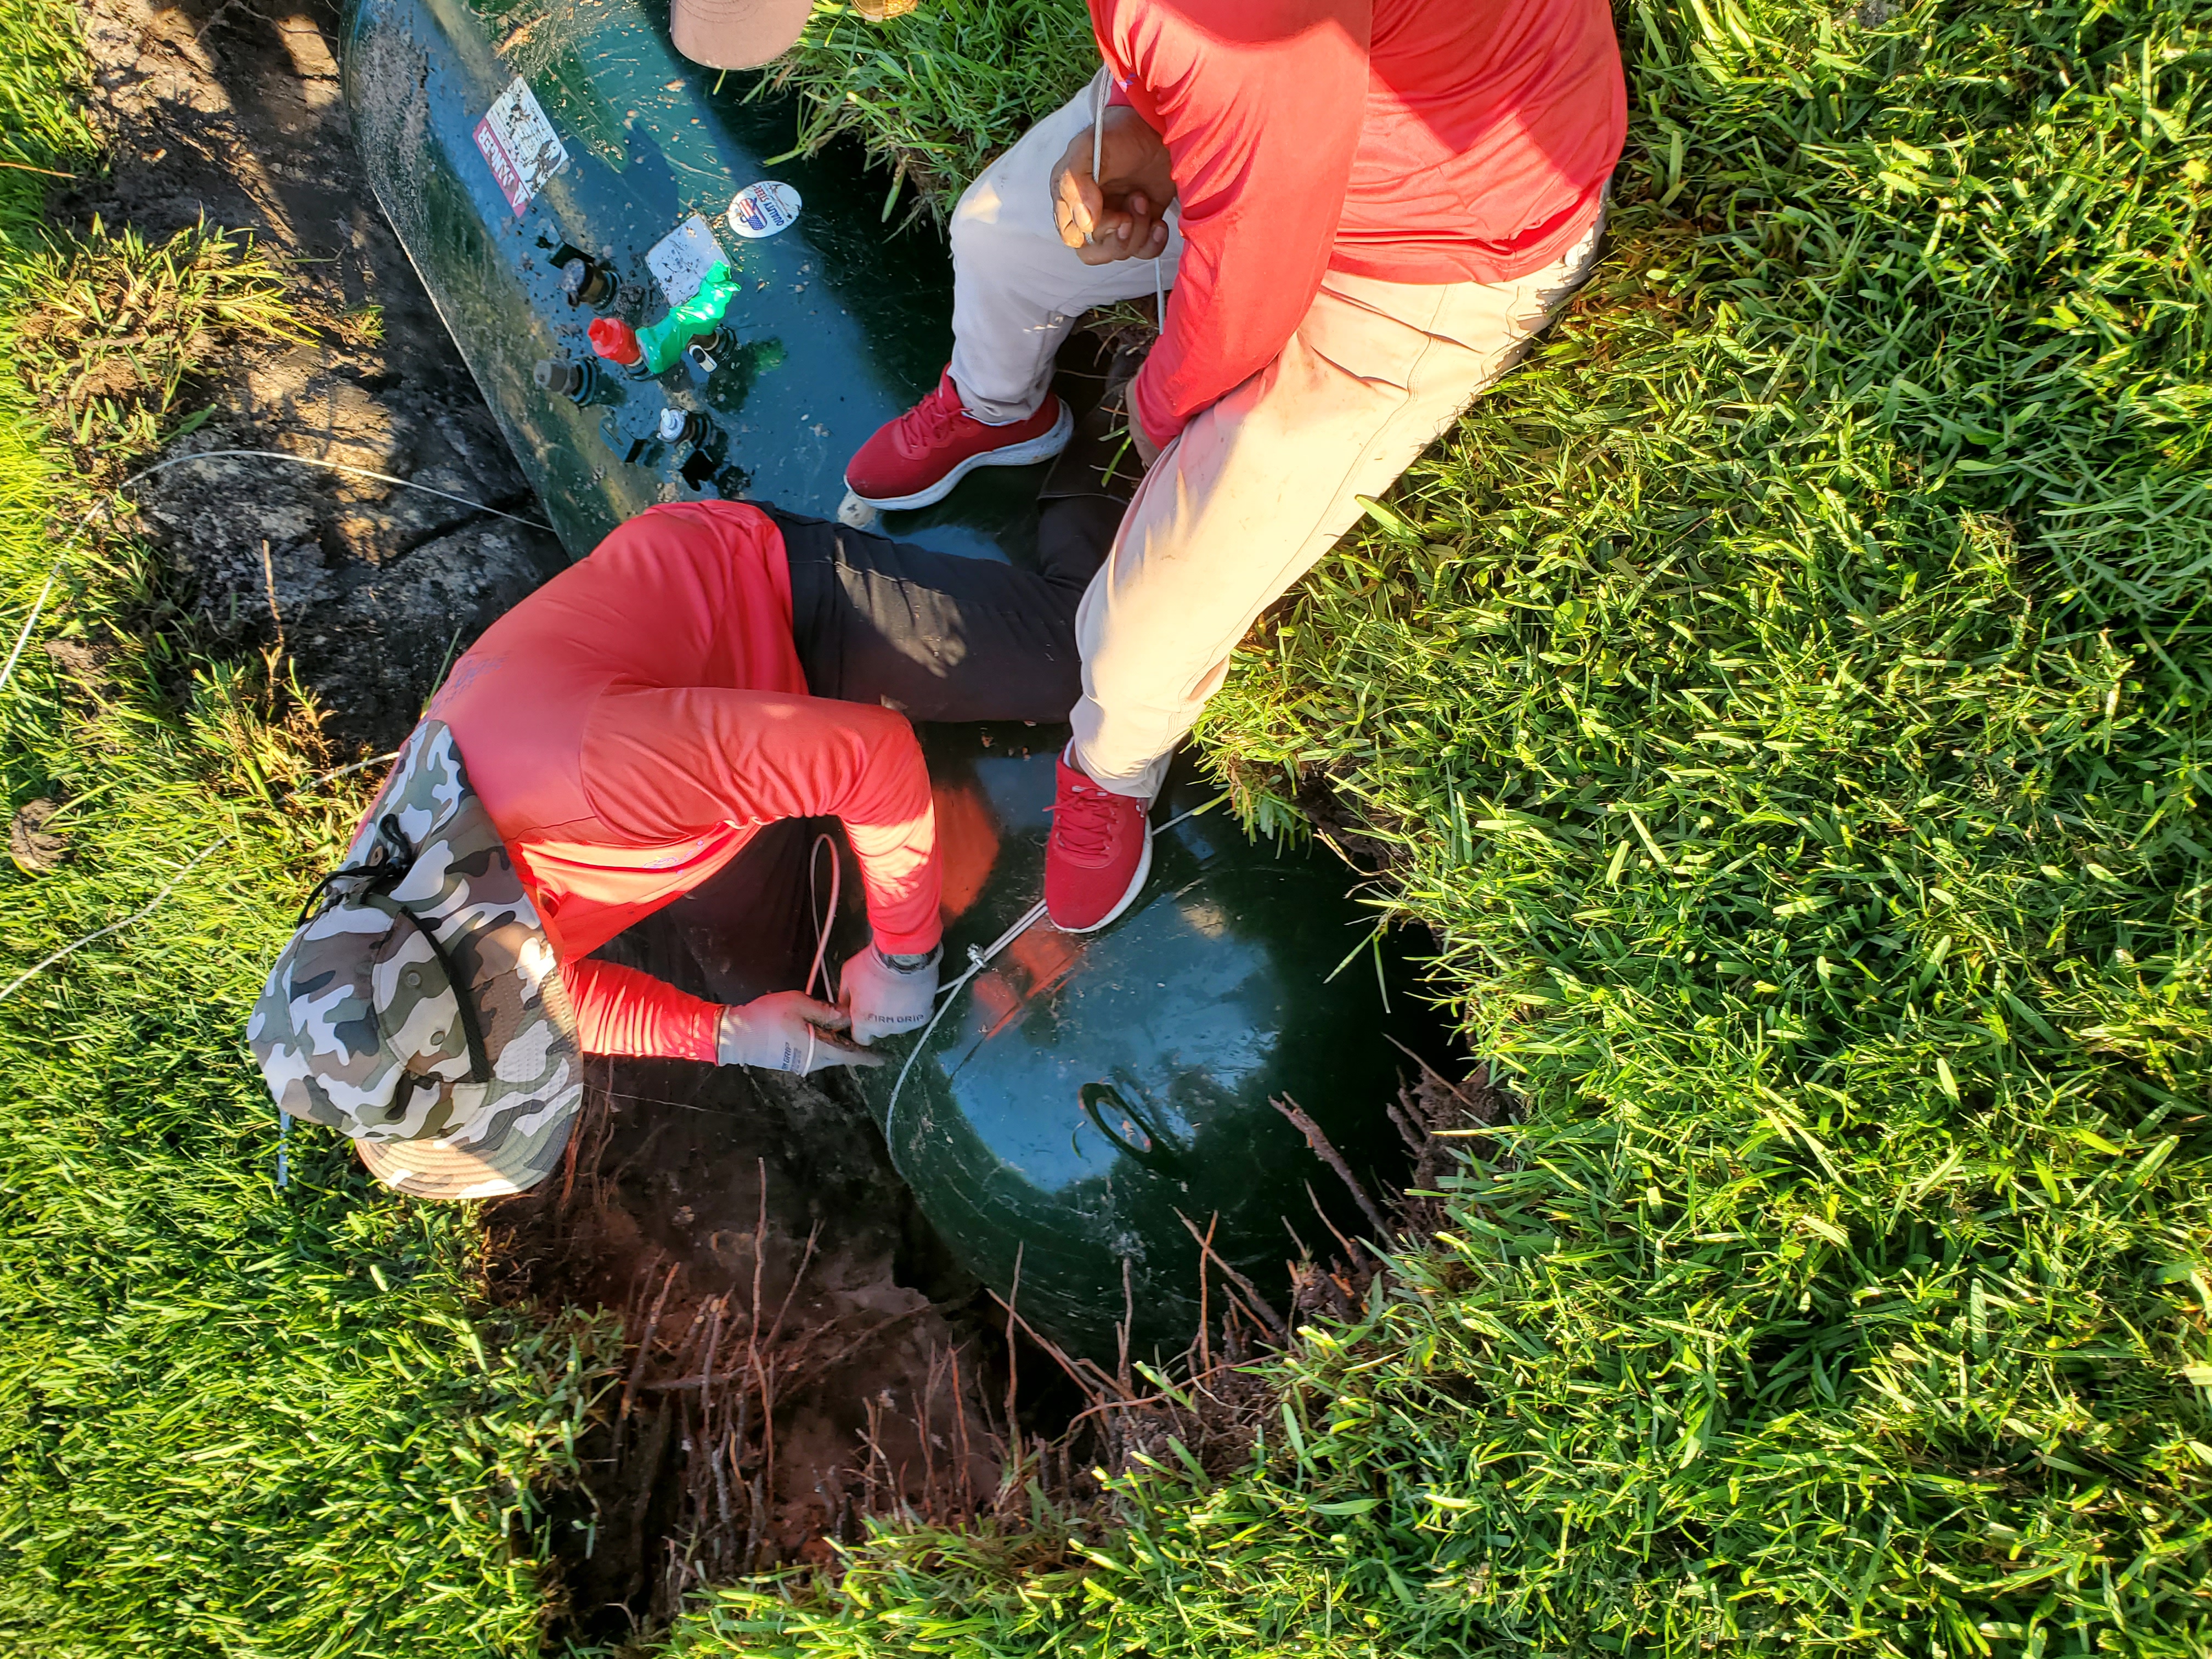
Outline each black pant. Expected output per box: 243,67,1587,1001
770,496,1121,723
593,497,1120,1002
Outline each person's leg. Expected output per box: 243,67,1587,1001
1068,217,1606,800
947,67,1184,424
774,500,1120,724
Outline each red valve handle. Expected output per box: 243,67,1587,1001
587,317,641,365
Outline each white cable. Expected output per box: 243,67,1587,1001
0,834,232,1006
0,748,398,1009
0,568,57,696
0,448,554,698
880,797,1223,1138
804,830,842,1002
1091,74,1107,241
1093,73,1166,326
114,449,555,531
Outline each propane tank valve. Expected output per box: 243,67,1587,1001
656,407,704,447
549,242,618,311
587,316,646,373
533,355,600,404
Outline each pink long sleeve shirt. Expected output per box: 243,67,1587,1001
1091,0,1627,447
428,501,941,1063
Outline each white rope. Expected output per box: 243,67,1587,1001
0,447,553,698
881,795,1223,1138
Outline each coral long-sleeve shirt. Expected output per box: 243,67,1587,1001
1090,0,1626,447
428,501,941,1063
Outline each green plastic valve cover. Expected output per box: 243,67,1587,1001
863,729,1417,1362
635,259,738,373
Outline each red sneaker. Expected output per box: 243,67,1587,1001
845,370,1073,511
1044,749,1153,933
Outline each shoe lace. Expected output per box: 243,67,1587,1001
1052,775,1119,863
894,379,967,451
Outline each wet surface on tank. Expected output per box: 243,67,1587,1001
343,0,1042,561
866,727,1423,1361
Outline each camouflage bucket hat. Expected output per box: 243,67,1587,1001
247,719,583,1201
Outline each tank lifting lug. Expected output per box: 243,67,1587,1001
549,241,618,311
597,410,656,467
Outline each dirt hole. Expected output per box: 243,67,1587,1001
484,821,1496,1643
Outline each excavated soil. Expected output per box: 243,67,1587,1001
70,0,565,751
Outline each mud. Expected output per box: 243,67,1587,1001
67,0,566,753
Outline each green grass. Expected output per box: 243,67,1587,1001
757,0,1094,222
0,1,616,1651
669,0,2212,1652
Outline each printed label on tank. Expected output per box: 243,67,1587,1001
726,180,802,240
473,77,569,216
646,214,731,308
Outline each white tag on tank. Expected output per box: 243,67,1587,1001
473,77,569,216
727,180,802,239
646,213,730,307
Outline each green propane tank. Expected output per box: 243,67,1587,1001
342,0,1034,561
868,729,1418,1361
341,0,1431,1361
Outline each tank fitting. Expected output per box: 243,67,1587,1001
632,262,741,375
533,355,601,404
588,316,645,371
656,407,704,446
549,242,618,311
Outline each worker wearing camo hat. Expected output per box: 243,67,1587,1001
249,493,1118,1199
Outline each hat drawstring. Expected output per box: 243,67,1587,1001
294,813,418,928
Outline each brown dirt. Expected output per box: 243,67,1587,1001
66,0,567,754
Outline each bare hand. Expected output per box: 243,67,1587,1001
1052,105,1175,266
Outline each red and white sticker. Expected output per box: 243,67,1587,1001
726,180,802,239
473,77,569,217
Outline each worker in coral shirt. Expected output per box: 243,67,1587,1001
828,0,1628,930
247,493,1120,1199
426,494,1113,1073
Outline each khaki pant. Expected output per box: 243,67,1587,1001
946,74,1604,799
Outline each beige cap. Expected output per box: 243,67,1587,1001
669,0,814,69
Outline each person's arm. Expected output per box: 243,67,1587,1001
1099,1,1369,449
563,956,722,1060
580,685,943,955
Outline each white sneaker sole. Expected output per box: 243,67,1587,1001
844,400,1074,512
1053,821,1153,935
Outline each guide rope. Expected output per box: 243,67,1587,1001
881,794,1223,1139
0,448,554,699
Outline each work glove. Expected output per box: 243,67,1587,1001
716,992,883,1074
840,943,942,1045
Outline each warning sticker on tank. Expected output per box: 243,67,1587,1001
727,180,802,240
645,213,730,308
474,77,569,216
